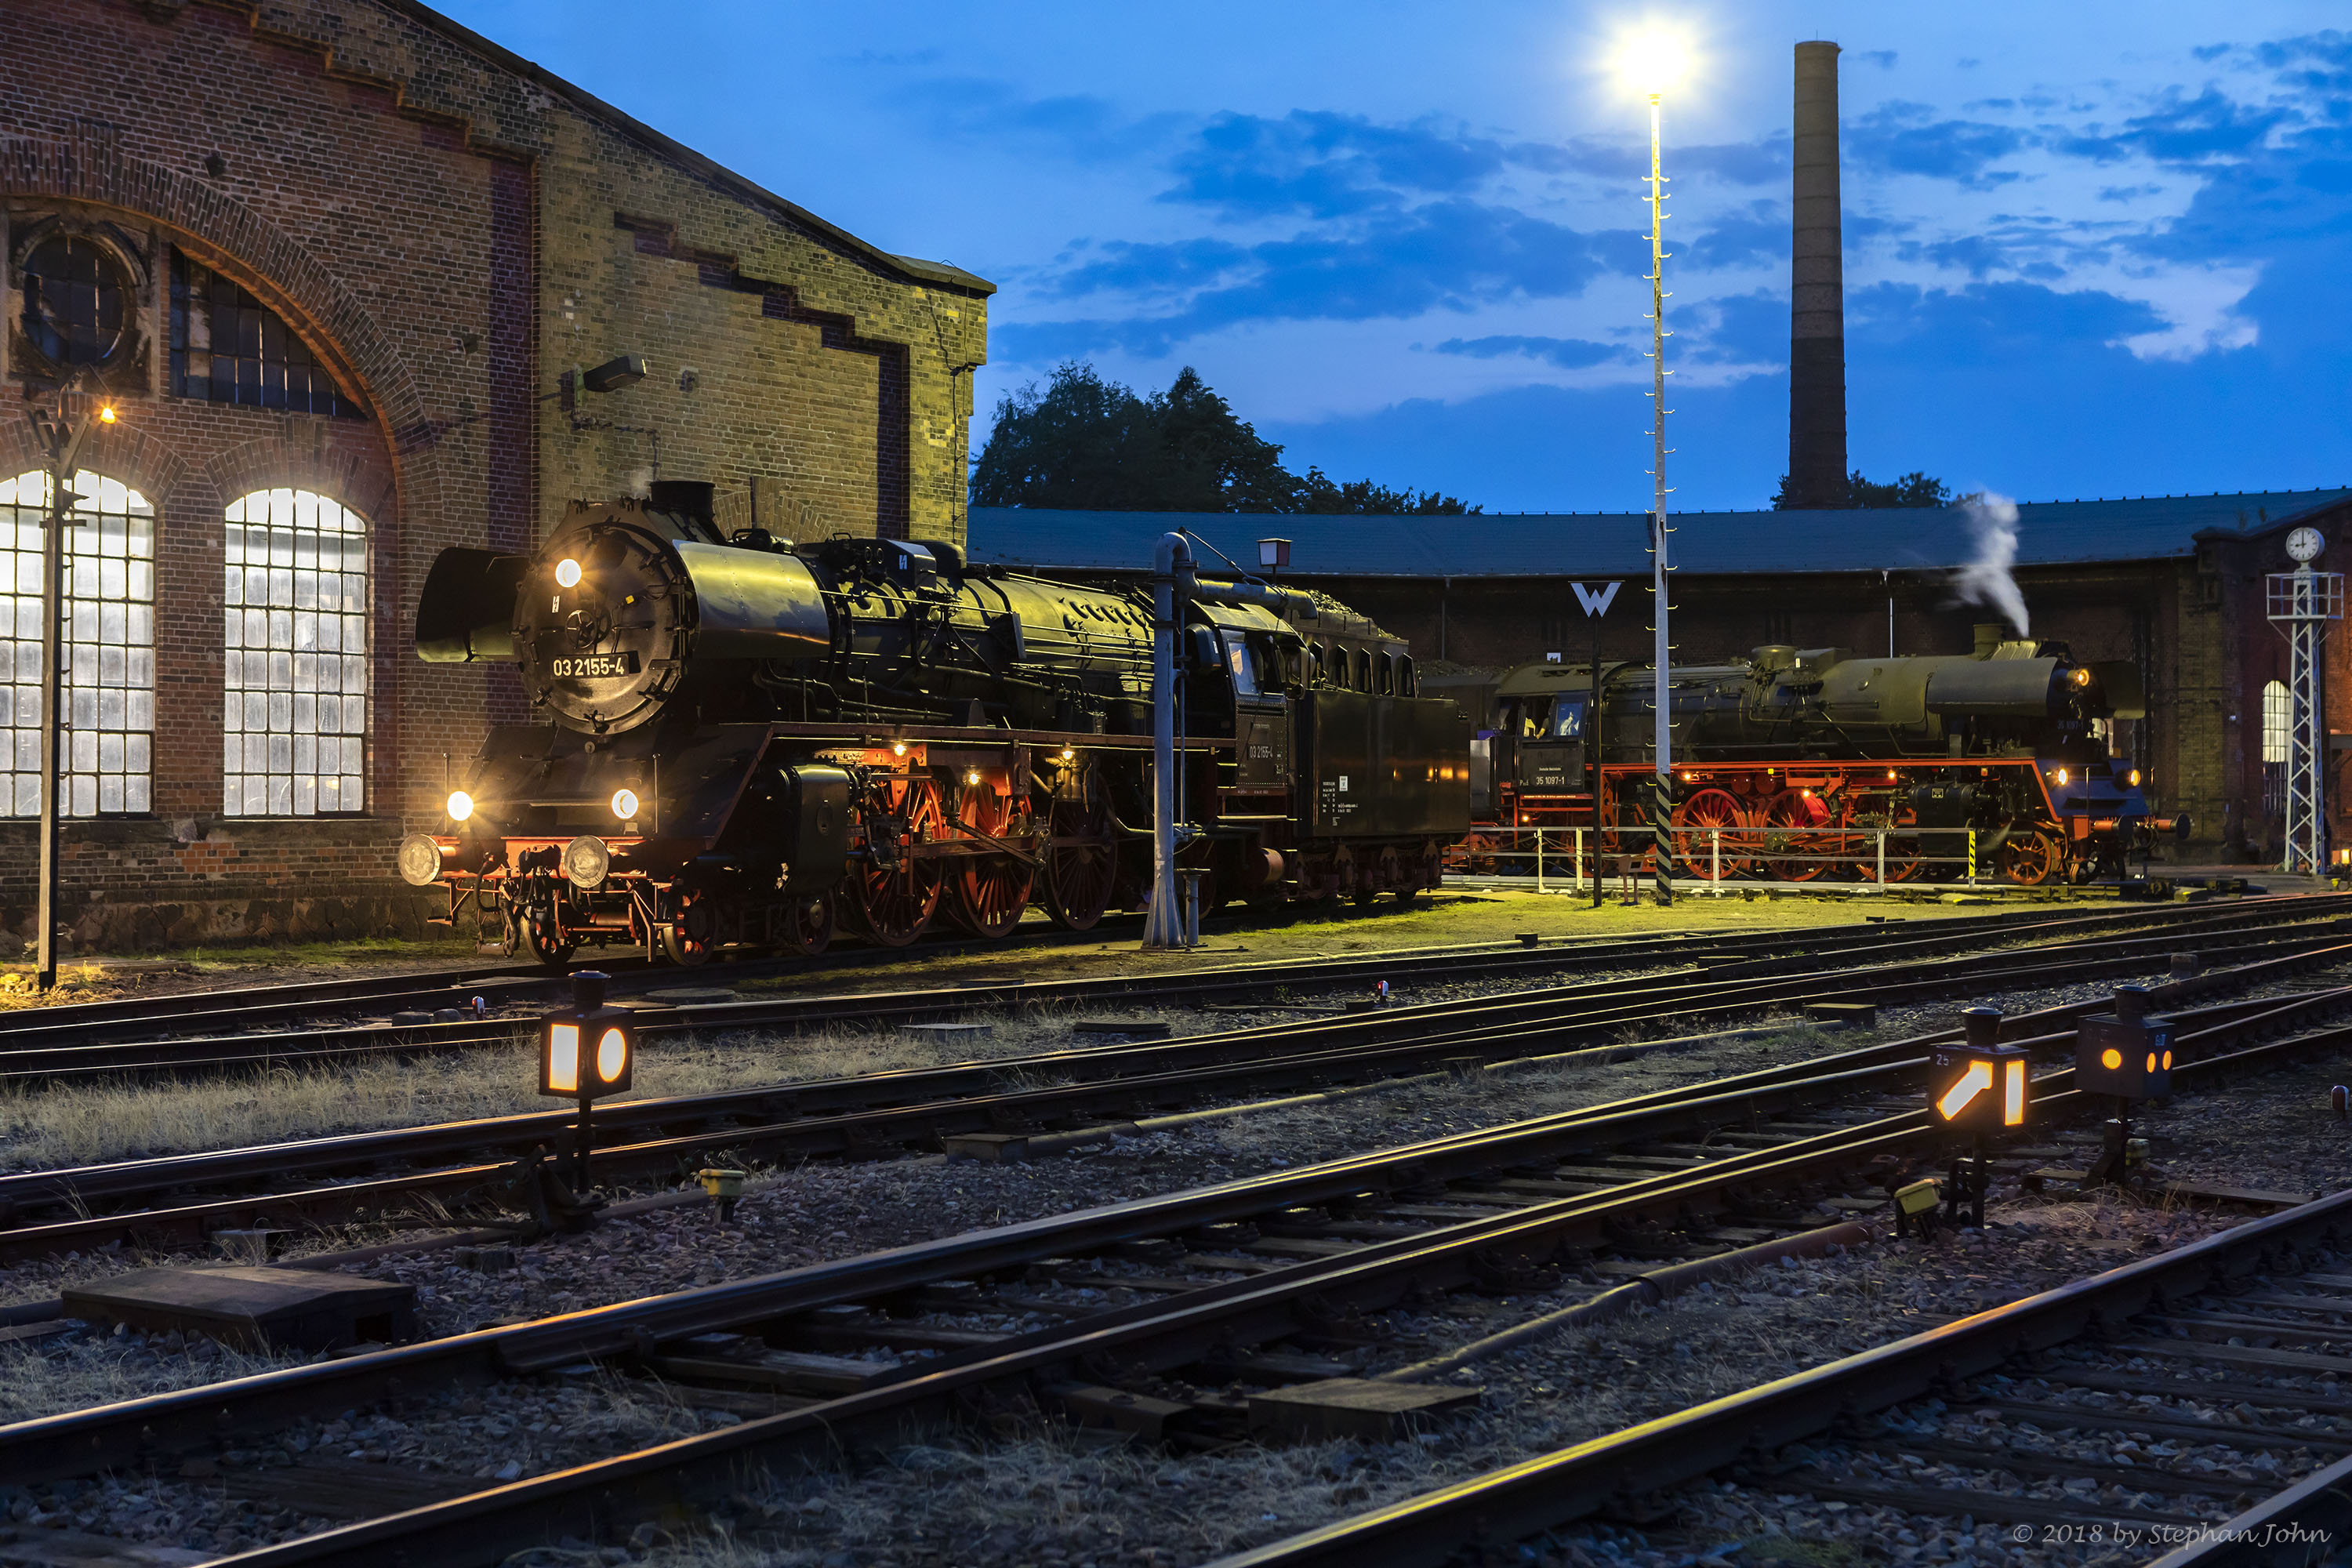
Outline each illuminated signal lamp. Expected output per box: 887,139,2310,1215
1928,1009,2030,1134
1928,1006,2028,1231
2077,985,2174,1188
539,970,637,1203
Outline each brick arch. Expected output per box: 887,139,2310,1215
205,431,397,527
0,416,189,508
0,134,428,447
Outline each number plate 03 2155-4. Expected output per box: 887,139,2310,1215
551,652,640,679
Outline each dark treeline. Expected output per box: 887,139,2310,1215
971,362,1479,515
1772,470,1954,510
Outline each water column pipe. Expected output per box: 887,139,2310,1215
1146,532,1316,949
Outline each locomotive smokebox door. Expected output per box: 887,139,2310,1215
2074,985,2173,1100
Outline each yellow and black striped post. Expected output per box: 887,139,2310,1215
1651,773,1675,904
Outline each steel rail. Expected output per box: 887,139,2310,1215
1,915,2336,1261
1200,1047,2352,1568
140,1000,2352,1568
14,975,2352,1566
0,895,2322,1077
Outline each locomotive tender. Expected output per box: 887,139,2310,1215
399,482,1468,964
1478,623,2185,885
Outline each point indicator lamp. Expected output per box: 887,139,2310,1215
539,970,635,1100
1929,1007,2031,1133
2076,985,2172,1101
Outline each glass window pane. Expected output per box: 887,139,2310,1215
220,487,370,815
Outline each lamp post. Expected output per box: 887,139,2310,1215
21,382,113,991
1624,31,1686,906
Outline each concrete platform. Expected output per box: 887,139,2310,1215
62,1265,416,1352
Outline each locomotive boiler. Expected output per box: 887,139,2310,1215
1475,624,2186,885
400,482,1468,964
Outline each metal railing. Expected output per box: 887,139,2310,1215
1446,823,2026,891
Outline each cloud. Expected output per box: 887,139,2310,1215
1429,335,1631,369
1849,280,2170,368
1161,109,1555,220
2053,86,2295,166
1692,209,1788,269
1855,50,1898,69
1015,201,1626,357
1845,100,2027,187
1680,290,1787,365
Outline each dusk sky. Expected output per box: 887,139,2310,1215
442,2,2352,514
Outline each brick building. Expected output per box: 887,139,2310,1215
2,0,991,947
972,489,2352,863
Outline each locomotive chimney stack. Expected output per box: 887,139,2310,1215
1788,40,1848,510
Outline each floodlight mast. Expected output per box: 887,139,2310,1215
1642,78,1676,903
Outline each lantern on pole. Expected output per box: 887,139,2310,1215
539,971,637,1201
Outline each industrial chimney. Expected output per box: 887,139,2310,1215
1788,40,1847,510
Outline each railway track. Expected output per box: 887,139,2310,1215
1,903,2342,1265
0,895,2332,1082
11,935,2352,1566
1207,1102,2352,1567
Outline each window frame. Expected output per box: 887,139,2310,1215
221,487,373,819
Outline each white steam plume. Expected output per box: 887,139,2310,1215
1953,491,2029,637
624,466,653,499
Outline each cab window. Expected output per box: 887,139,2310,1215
1518,698,1552,739
1224,633,1259,698
1552,699,1585,740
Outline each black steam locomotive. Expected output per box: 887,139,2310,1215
400,482,1468,964
1475,625,2185,885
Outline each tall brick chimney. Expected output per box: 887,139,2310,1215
1788,40,1848,509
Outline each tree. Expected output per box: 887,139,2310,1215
972,361,1478,514
1771,469,1954,510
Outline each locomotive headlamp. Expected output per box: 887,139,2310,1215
2071,668,2092,687
610,787,641,821
555,558,583,588
891,742,907,757
563,835,612,889
97,404,116,425
2052,768,2070,786
2128,768,2143,787
397,833,447,887
964,768,982,786
446,789,475,822
1059,747,1074,760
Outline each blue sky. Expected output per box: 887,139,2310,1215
445,2,2352,512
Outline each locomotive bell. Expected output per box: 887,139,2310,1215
2074,985,2173,1101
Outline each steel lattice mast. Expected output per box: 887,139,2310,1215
2268,537,2342,877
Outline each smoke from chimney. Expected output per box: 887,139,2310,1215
1788,41,1847,509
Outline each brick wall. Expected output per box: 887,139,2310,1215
0,0,989,946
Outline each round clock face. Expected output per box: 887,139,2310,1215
2288,526,2325,563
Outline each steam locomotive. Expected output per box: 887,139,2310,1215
1473,625,2185,885
398,482,1469,964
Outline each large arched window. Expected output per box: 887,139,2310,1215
223,488,369,815
0,470,156,816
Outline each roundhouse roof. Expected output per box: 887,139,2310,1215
967,488,2352,579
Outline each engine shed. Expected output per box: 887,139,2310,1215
972,488,2352,869
1,0,989,948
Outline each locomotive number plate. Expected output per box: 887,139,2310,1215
551,652,640,679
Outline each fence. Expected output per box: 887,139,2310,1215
1444,823,2038,891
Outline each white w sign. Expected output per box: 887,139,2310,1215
1571,581,1621,618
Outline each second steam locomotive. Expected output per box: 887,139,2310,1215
1475,625,2185,885
399,482,1468,964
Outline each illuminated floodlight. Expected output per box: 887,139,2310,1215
1617,27,1690,99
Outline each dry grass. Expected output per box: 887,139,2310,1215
0,1332,292,1425
635,1424,1454,1568
0,1011,1116,1174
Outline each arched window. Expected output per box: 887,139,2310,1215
0,470,155,817
223,489,369,815
2262,678,2290,819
